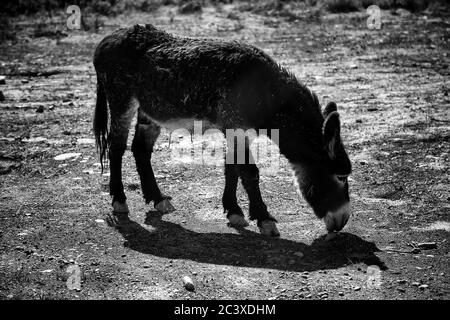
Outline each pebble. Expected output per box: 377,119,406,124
22,137,47,143
66,264,82,291
0,76,5,85
294,251,304,258
419,284,429,290
41,269,54,273
182,276,195,291
77,138,95,145
353,286,361,291
54,153,81,161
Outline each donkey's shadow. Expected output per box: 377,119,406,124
107,211,386,272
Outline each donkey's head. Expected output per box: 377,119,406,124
292,101,352,232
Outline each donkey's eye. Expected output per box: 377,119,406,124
337,175,347,183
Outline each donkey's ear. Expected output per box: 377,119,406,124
323,111,341,159
323,101,337,118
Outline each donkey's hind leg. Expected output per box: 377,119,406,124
132,109,175,214
108,100,136,214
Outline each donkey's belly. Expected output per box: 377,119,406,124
132,96,221,131
148,116,219,132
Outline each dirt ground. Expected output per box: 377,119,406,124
0,4,449,300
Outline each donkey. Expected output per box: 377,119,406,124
93,24,352,237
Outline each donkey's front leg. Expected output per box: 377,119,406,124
131,116,174,213
238,163,279,237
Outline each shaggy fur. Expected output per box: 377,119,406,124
93,24,352,234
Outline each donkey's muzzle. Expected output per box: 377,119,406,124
324,203,350,232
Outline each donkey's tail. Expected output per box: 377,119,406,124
93,79,108,173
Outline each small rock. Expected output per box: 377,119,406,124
95,219,105,223
412,282,420,286
182,276,195,291
0,137,15,142
0,75,6,85
41,269,53,273
397,287,405,293
66,264,82,291
419,284,429,290
353,286,361,291
54,153,81,161
77,138,95,145
294,251,304,258
36,105,44,113
397,279,407,284
338,292,344,296
22,137,47,143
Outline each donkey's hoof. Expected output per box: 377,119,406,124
112,201,129,214
259,220,280,237
227,214,249,227
155,199,175,214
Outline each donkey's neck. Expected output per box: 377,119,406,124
266,107,325,164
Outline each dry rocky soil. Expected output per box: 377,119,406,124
0,4,449,299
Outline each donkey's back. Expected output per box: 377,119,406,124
94,24,287,129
